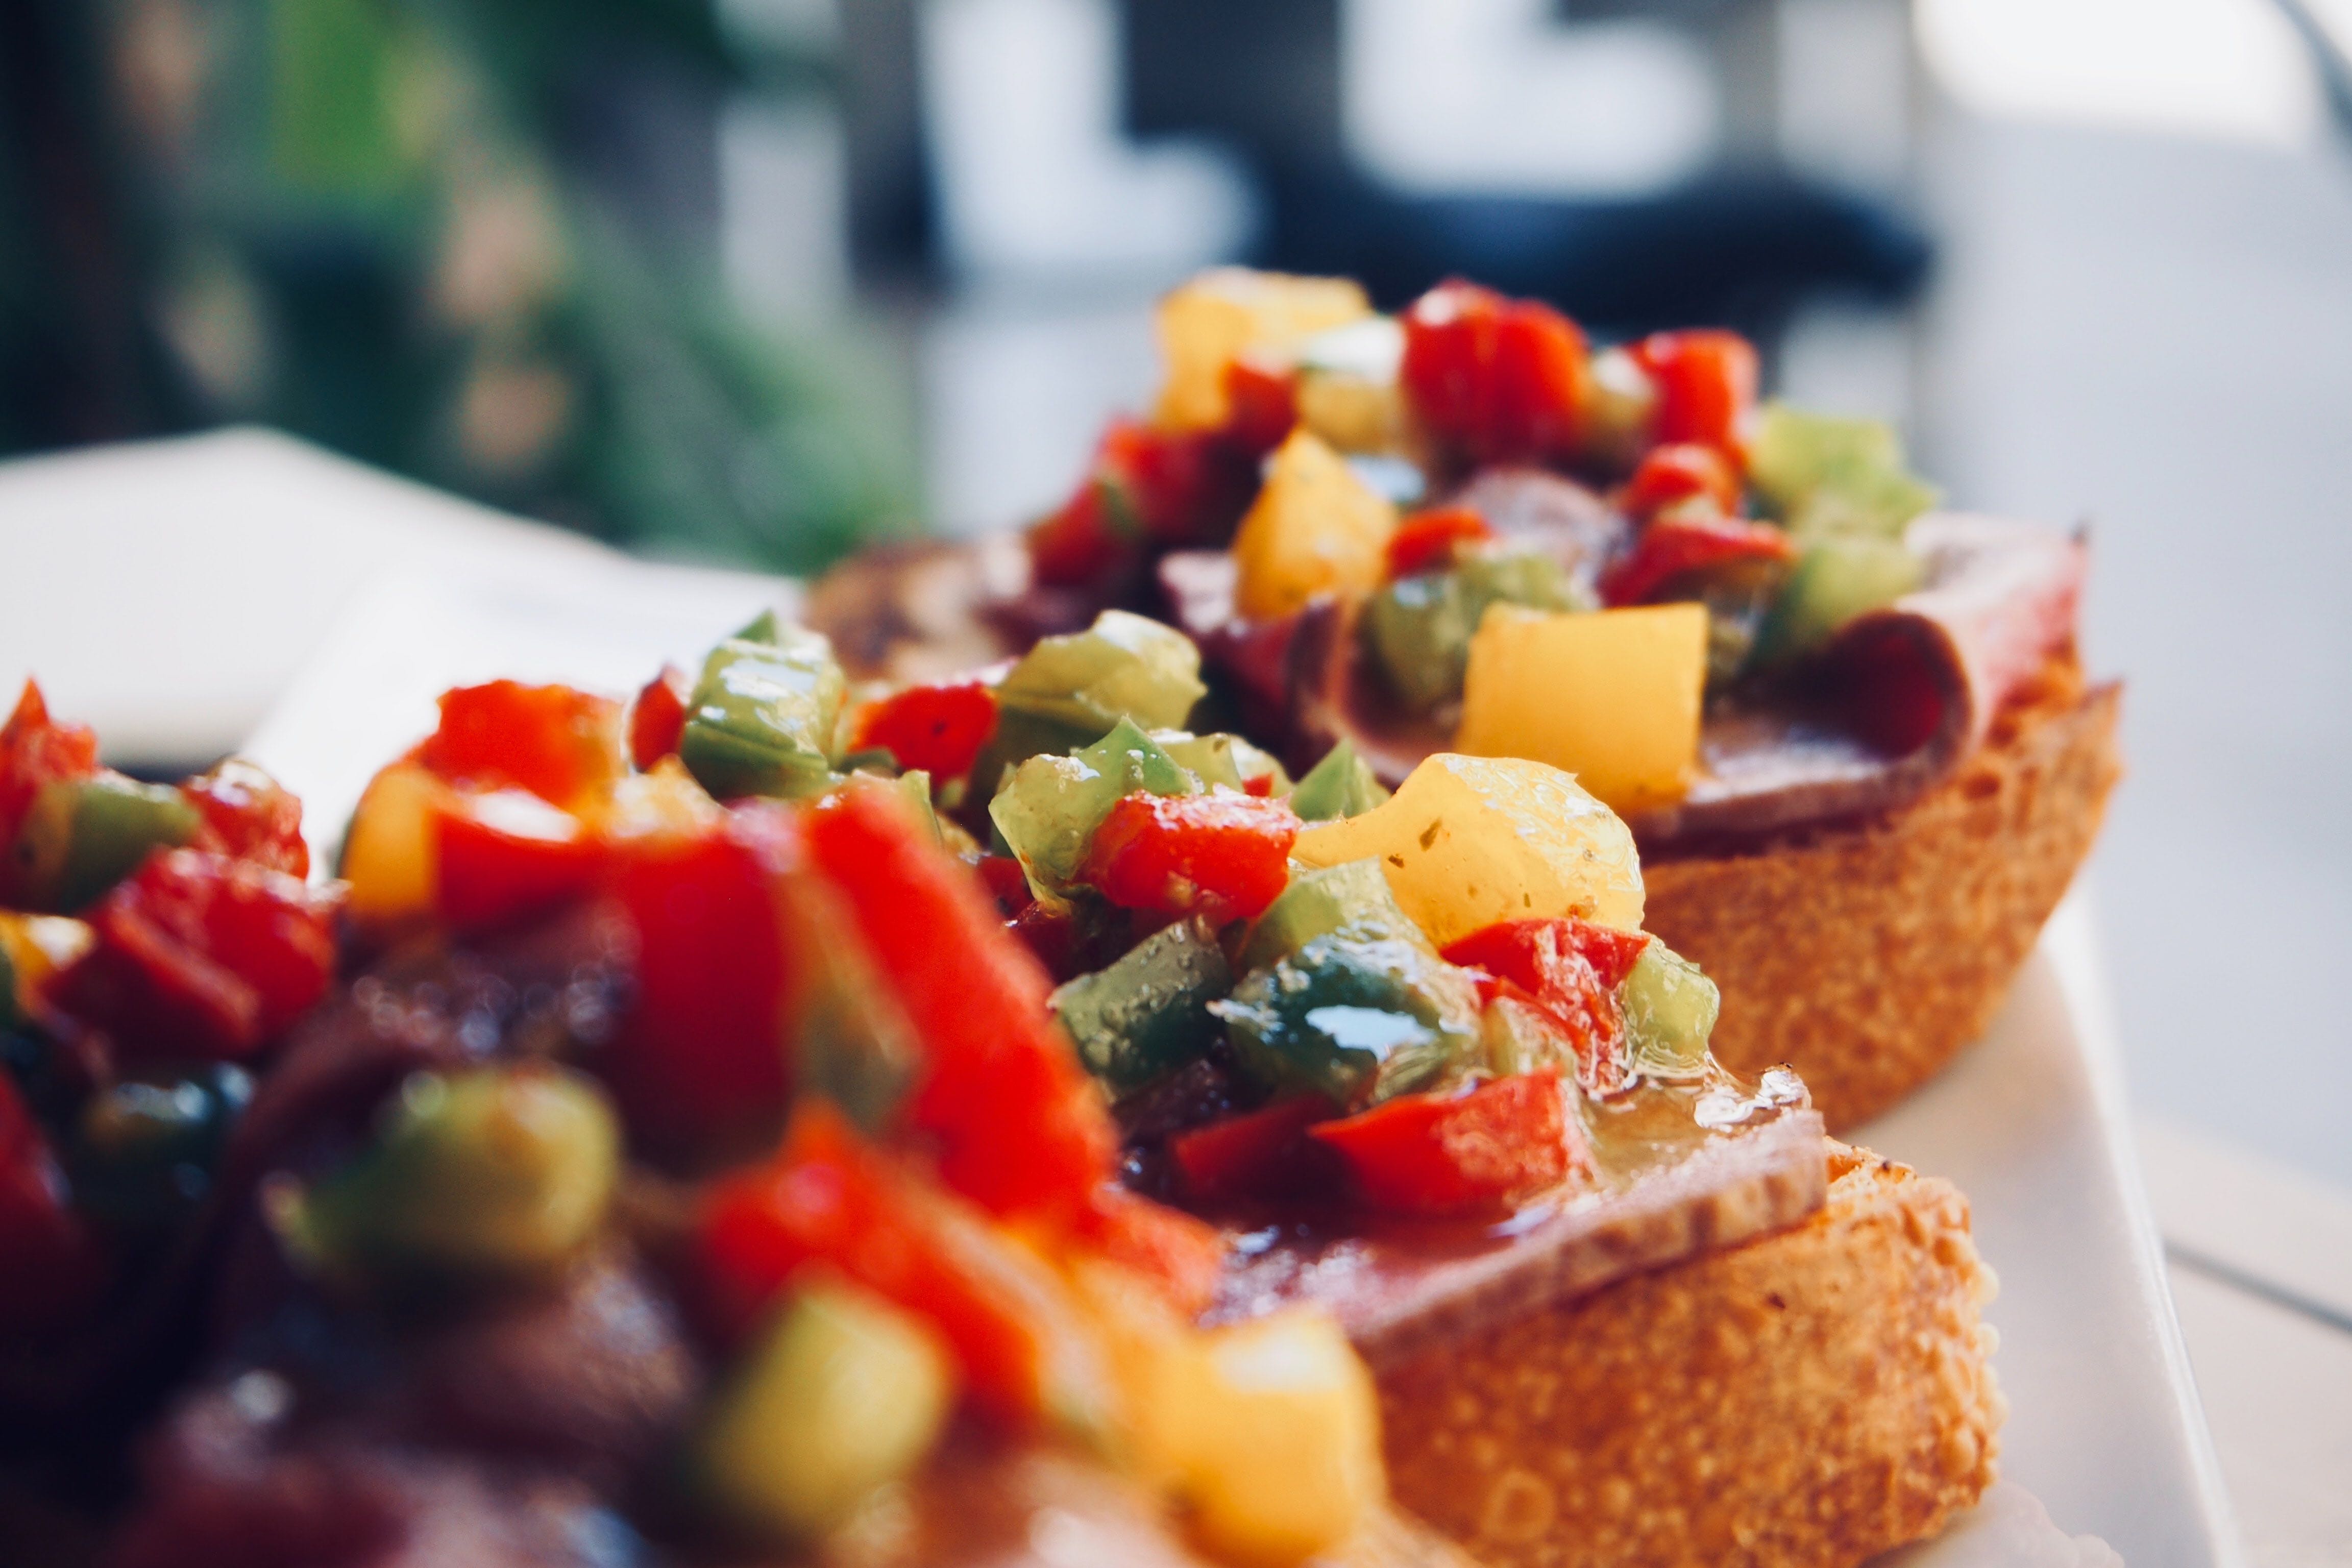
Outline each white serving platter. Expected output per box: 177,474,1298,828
247,564,2242,1568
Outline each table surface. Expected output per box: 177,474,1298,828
1,428,2346,1565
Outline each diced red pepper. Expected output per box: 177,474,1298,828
1027,419,1260,589
1385,506,1497,580
1400,279,1590,471
0,1073,105,1337
1242,772,1276,798
0,681,99,904
975,854,1035,918
53,849,336,1063
699,1101,1075,1425
420,681,624,808
803,781,1114,1220
628,665,690,772
1169,1094,1339,1205
1598,503,1797,608
1311,1069,1582,1217
1442,918,1648,1094
1027,473,1141,589
1072,1183,1226,1317
852,680,998,780
604,807,795,1158
181,760,309,878
1220,354,1298,457
434,790,611,937
1630,330,1757,456
1081,791,1299,923
1621,443,1742,520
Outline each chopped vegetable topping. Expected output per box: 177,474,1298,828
1400,278,1590,471
1310,1067,1584,1217
1081,789,1300,923
852,678,997,779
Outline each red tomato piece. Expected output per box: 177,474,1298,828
1385,506,1497,579
421,681,623,807
628,665,690,771
1598,503,1797,608
0,1073,105,1337
1073,1183,1226,1317
434,790,611,936
803,781,1115,1220
1081,791,1299,923
1220,354,1298,457
604,806,796,1158
0,681,99,903
1400,279,1590,471
1631,330,1758,456
1311,1069,1583,1217
54,849,336,1062
182,760,309,877
1621,443,1742,520
853,681,998,780
1442,918,1648,1094
699,1101,1073,1425
1170,1094,1339,1205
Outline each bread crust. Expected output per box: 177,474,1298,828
1373,1142,2002,1568
1643,660,2121,1131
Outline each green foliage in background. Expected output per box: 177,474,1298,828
0,0,914,573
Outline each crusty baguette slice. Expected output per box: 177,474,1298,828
1371,1143,2001,1568
1644,659,2121,1131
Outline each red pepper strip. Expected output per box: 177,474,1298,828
803,781,1115,1220
1310,1068,1583,1217
1598,504,1797,608
628,665,690,771
1170,1094,1339,1205
604,806,795,1158
1400,278,1590,471
1220,354,1298,458
1442,918,1648,1094
1081,791,1300,923
1621,443,1742,520
1630,329,1757,456
420,680,624,807
181,760,309,877
434,789,610,937
0,681,99,904
53,849,336,1063
1072,1183,1226,1318
0,1073,105,1337
1385,506,1497,580
699,1100,1076,1425
852,680,998,780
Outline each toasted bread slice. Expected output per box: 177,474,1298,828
1643,660,2121,1130
1371,1143,2001,1568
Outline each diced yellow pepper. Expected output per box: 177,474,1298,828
1293,753,1645,943
1155,269,1371,433
340,762,451,927
1454,603,1707,816
1232,430,1396,621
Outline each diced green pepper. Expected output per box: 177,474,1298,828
678,612,847,801
988,718,1194,898
11,776,202,913
1153,731,1290,797
1621,940,1719,1081
1289,741,1389,824
995,610,1206,741
1213,935,1483,1110
1051,916,1232,1091
288,1065,620,1288
68,1064,252,1231
1746,403,1939,541
697,1282,953,1541
1361,548,1586,715
1236,857,1415,975
1750,535,1926,668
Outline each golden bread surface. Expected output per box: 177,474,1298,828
1644,658,2121,1130
1373,1142,2002,1568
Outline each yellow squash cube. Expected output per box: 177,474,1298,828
1155,270,1371,432
1231,430,1396,621
1293,753,1645,942
340,762,450,927
1455,603,1707,816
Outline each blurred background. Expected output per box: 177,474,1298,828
4,3,2350,1550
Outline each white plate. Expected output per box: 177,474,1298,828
248,568,2241,1568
